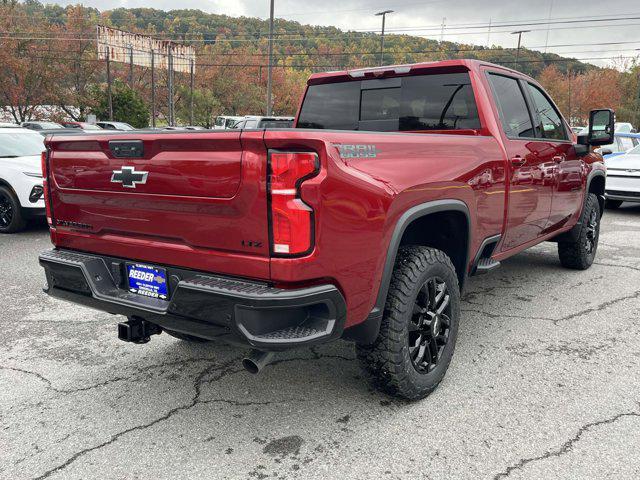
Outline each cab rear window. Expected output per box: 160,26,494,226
297,72,481,132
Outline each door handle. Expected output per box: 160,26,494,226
552,155,565,164
510,156,526,167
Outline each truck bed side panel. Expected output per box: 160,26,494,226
265,130,506,328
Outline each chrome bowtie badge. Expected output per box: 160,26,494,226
111,166,148,188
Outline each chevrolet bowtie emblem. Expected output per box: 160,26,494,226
111,166,148,188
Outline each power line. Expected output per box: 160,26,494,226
16,54,639,68
3,14,640,41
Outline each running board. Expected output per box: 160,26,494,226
474,258,501,275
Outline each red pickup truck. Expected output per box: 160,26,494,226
40,60,612,399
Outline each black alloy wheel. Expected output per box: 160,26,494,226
585,207,599,255
409,277,452,373
0,190,13,228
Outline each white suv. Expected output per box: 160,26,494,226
0,127,46,233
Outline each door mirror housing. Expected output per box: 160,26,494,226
587,108,615,146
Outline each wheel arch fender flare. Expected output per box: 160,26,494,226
586,168,606,213
343,199,472,345
375,199,471,312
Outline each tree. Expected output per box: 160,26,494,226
91,80,150,127
0,2,64,122
55,5,101,121
175,86,220,127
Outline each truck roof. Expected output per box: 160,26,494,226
307,59,526,85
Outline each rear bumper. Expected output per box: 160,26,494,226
39,249,347,350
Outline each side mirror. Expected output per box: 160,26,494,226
587,108,615,146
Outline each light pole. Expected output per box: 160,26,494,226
511,30,530,70
375,10,394,66
266,0,275,116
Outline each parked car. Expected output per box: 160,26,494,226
213,116,243,129
21,121,64,131
571,126,586,135
597,132,640,159
161,126,208,131
35,129,91,137
39,59,610,400
604,143,640,209
615,122,635,133
0,123,21,129
0,127,46,232
232,116,294,129
96,121,135,131
61,122,102,130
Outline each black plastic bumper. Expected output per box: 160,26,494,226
21,207,46,219
39,249,347,350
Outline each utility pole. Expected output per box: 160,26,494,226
544,0,554,53
511,30,530,71
487,18,492,47
168,51,174,126
106,46,113,121
266,0,275,116
190,59,195,126
151,49,156,128
375,10,394,67
128,45,134,88
440,17,446,43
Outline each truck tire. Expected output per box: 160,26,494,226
164,329,211,343
558,193,601,270
605,199,622,209
0,186,26,234
356,246,460,400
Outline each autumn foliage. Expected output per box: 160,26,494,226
1,1,639,127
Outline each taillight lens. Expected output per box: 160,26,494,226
269,151,319,256
41,151,53,225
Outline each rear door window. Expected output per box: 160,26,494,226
297,72,480,131
487,73,534,139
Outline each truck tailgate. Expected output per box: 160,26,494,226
45,131,271,279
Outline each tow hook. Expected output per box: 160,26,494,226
117,317,161,344
242,350,276,374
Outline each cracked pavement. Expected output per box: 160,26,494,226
2,206,640,480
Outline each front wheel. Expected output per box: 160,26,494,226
0,186,26,234
356,246,460,400
558,193,601,270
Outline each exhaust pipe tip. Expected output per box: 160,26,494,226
242,350,275,374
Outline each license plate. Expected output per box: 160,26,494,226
126,263,168,300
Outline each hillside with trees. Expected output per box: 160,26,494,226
1,0,638,126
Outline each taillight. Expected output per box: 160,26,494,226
41,151,53,225
268,151,319,256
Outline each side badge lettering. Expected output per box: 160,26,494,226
334,144,381,159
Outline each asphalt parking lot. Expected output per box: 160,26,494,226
1,207,640,480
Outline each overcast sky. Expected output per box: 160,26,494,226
47,0,640,67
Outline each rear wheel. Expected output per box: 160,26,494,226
356,246,460,400
0,186,26,234
605,199,623,209
164,329,211,343
558,193,601,270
